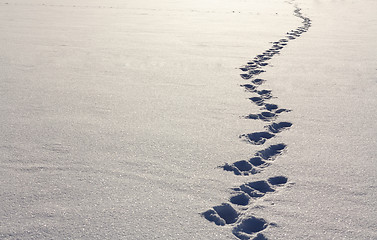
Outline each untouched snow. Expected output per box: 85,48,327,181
257,1,377,239
0,0,376,239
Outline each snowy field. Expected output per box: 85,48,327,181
0,0,376,239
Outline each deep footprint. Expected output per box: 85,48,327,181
231,176,288,201
244,111,277,122
222,160,259,176
241,84,257,92
265,122,292,133
252,78,266,85
249,97,265,106
263,103,291,113
202,203,239,226
230,192,251,206
232,216,268,240
255,143,287,161
221,143,286,175
240,132,275,145
257,90,273,99
268,176,288,185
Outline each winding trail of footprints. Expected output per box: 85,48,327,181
203,4,311,240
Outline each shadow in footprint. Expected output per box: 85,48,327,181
268,176,288,185
230,193,251,206
253,233,268,240
213,203,239,224
234,160,254,172
249,157,268,167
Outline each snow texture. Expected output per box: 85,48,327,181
1,0,376,239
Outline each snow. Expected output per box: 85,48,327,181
0,0,376,239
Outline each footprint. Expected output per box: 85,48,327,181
241,74,253,80
264,103,278,111
232,216,268,240
249,97,264,106
263,103,290,113
244,180,275,194
247,61,258,65
250,69,266,75
256,90,272,99
240,132,275,145
202,203,239,226
202,209,226,226
275,108,291,114
241,84,257,92
249,157,269,168
244,107,290,122
240,122,290,145
244,111,277,122
265,122,292,133
240,70,265,80
221,144,286,175
255,53,271,60
230,192,251,206
240,64,260,72
252,78,266,85
222,160,259,176
268,176,288,185
232,176,288,200
255,143,287,161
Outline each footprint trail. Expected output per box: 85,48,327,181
202,176,289,239
203,3,311,239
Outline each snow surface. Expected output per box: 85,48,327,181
0,0,376,239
